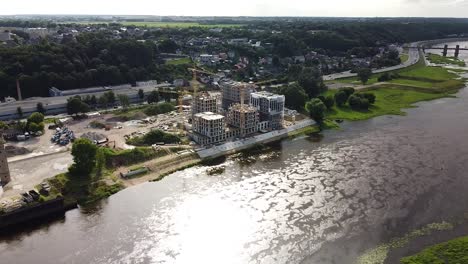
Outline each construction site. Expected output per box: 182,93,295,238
0,67,309,214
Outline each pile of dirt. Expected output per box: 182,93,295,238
4,145,31,157
81,132,107,142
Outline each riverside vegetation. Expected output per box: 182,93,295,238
310,52,466,125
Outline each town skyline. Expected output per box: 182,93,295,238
2,0,468,17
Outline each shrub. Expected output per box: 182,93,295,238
127,130,181,146
144,102,175,116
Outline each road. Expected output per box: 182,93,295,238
0,151,73,199
323,42,421,81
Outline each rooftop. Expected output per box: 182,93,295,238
229,103,257,113
251,91,285,100
194,112,224,120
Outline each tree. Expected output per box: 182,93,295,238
377,72,391,82
305,98,326,122
95,148,106,176
27,112,44,124
98,96,108,108
298,67,327,98
323,95,335,109
348,94,371,110
28,122,44,133
361,93,376,104
147,90,160,104
69,138,98,176
334,90,349,107
138,89,144,101
342,87,355,97
67,97,90,115
17,107,23,118
357,68,372,85
36,102,46,114
118,94,130,108
278,84,309,110
103,91,116,106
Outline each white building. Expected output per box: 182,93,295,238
191,112,226,146
250,91,285,130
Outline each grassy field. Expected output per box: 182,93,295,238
165,57,193,65
121,21,244,28
400,236,468,264
330,55,465,92
427,53,466,67
45,170,123,205
400,53,409,63
66,21,244,28
323,87,454,121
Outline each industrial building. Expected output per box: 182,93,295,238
191,112,226,146
0,83,171,120
250,91,285,130
221,81,256,109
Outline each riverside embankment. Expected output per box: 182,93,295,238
2,39,468,264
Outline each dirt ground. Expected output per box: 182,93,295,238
0,109,192,201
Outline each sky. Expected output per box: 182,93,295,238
2,0,468,17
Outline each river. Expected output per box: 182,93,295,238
2,43,468,264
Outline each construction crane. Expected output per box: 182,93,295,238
190,69,199,121
239,84,246,138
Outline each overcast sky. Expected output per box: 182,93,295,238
2,0,468,17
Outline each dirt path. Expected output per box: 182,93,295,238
120,153,201,187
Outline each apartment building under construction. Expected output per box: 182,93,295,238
226,103,259,137
192,92,221,116
191,112,226,146
221,81,256,109
250,91,285,130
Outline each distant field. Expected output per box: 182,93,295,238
66,21,244,28
165,57,193,65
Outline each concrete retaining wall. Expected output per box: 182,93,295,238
197,119,315,159
0,197,72,230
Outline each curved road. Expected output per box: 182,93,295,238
323,42,421,81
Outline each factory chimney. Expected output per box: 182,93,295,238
16,78,22,101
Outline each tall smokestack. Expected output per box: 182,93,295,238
16,78,22,101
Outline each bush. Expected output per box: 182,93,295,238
335,89,353,107
377,72,391,82
127,130,181,146
101,147,165,167
27,112,44,124
89,120,106,129
342,87,355,96
144,102,175,116
323,95,335,109
348,94,372,110
360,93,376,104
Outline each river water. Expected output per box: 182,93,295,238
2,44,468,264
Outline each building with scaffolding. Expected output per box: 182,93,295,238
226,104,259,137
250,91,285,130
221,81,256,109
192,92,221,116
191,112,226,146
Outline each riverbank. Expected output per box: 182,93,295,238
323,49,467,123
196,119,316,159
